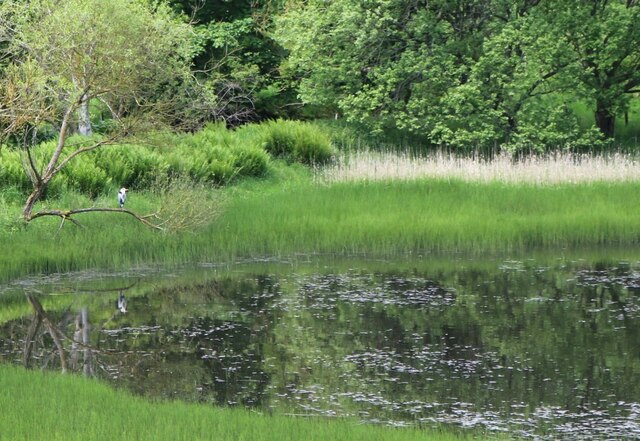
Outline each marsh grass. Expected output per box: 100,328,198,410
0,186,221,281
3,153,640,282
208,179,640,258
319,150,640,184
0,364,478,441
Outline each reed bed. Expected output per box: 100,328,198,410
3,152,640,282
0,364,477,441
3,178,640,282
206,179,640,258
319,150,640,184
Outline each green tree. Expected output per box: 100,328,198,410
272,0,618,150
548,0,640,138
272,0,542,149
0,0,194,222
170,0,293,126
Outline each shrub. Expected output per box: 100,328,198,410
170,123,270,184
93,144,167,189
62,159,109,197
0,149,32,191
0,122,273,198
231,146,269,178
250,119,335,165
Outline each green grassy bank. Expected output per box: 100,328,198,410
2,176,640,281
0,365,480,441
212,179,640,256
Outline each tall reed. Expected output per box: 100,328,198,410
319,150,640,184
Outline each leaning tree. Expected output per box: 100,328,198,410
0,0,195,224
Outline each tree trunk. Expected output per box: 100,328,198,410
70,313,82,370
26,293,68,373
78,98,92,137
23,314,43,369
595,99,616,138
22,183,47,221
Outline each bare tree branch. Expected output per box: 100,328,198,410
26,293,68,373
29,207,165,231
51,135,122,176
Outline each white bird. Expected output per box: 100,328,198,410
116,292,127,313
118,187,128,208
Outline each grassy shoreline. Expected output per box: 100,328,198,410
3,153,640,440
2,175,640,282
0,364,480,441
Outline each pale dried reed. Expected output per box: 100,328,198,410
318,150,640,184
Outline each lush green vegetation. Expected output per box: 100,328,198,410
2,158,640,282
211,179,640,256
0,364,482,441
0,121,334,197
274,0,640,151
1,1,639,440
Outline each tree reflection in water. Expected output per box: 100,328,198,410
1,259,640,439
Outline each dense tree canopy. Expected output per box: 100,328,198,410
1,0,639,157
552,0,640,138
273,0,640,151
168,0,294,126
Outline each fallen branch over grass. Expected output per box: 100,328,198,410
24,181,225,233
29,207,164,230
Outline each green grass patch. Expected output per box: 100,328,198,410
207,179,640,257
0,364,481,441
2,173,640,282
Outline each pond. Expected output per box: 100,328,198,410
1,255,639,439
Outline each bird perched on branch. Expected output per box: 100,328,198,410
118,187,128,208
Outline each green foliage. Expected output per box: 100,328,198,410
0,0,194,133
93,145,166,189
4,176,640,281
232,145,270,177
171,0,296,127
62,159,109,197
552,0,640,137
211,179,640,258
168,123,269,184
0,122,279,196
251,119,335,165
0,149,31,190
273,0,640,151
504,102,606,153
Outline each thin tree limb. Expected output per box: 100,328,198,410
51,135,122,176
29,207,165,230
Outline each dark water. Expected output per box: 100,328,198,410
1,256,640,439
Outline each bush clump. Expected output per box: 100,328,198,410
93,145,166,189
250,119,335,166
0,149,32,191
0,119,336,198
168,123,269,185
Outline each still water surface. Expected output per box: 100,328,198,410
1,256,639,439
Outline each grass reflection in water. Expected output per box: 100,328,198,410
1,256,639,439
